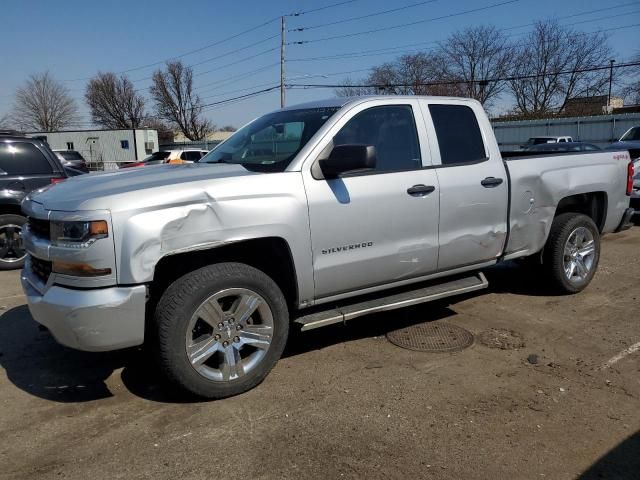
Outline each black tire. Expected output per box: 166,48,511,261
153,262,289,399
0,213,27,271
542,213,600,294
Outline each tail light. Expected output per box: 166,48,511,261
50,177,65,184
627,161,635,196
121,162,145,168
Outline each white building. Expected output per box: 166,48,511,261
27,128,159,169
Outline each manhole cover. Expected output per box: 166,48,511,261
386,322,474,352
477,328,525,350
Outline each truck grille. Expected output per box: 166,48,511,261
28,217,50,240
30,256,52,284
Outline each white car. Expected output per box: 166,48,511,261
120,149,208,169
521,136,573,149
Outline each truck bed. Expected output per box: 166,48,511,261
502,149,632,260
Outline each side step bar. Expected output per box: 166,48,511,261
295,272,488,331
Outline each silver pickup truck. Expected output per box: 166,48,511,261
20,96,635,398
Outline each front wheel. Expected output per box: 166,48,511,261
0,214,27,270
542,213,600,294
153,262,289,399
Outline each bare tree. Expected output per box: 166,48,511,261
219,125,237,132
150,61,212,141
336,51,477,98
621,80,640,105
334,78,376,97
365,53,464,96
620,54,640,105
438,26,514,107
508,21,613,116
13,71,79,131
0,113,12,129
85,72,146,128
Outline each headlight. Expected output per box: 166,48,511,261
50,220,108,248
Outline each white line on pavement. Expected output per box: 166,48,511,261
0,294,25,301
599,342,640,369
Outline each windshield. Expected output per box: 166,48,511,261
620,127,640,142
58,151,84,160
143,151,171,162
201,107,340,172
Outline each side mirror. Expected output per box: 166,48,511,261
319,144,376,179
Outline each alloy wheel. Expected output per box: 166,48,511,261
185,288,274,382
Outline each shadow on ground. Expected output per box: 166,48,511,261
0,259,572,404
578,431,640,480
0,304,198,404
0,305,133,403
483,260,566,297
0,300,460,404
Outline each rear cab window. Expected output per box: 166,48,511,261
428,104,487,166
0,142,54,175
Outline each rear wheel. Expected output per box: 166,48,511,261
542,213,600,293
0,214,27,270
153,262,289,399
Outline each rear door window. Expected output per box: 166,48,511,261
0,143,54,175
429,104,486,166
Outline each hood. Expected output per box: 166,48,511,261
29,162,256,212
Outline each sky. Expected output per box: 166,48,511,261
1,0,638,129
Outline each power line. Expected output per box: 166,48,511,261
289,0,522,45
62,17,281,82
201,86,281,110
61,1,360,83
193,47,280,79
560,8,640,28
287,60,640,89
129,35,280,84
195,63,280,94
501,0,640,31
288,0,359,17
189,35,279,70
289,0,438,32
200,82,281,101
202,90,279,113
288,14,640,64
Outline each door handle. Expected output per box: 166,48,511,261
407,184,436,196
481,177,504,188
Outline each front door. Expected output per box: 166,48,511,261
303,102,440,300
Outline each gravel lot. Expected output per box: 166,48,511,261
1,227,639,479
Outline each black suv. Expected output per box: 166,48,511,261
0,132,67,269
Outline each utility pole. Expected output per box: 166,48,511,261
607,59,615,109
280,16,286,108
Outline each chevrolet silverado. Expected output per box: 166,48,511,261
20,96,635,398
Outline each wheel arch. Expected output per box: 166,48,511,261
554,191,607,232
150,236,299,312
0,203,26,217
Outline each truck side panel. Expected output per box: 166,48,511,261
504,151,630,259
109,172,315,304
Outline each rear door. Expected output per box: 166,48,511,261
302,100,440,300
420,101,508,270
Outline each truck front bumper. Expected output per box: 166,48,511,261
21,270,147,352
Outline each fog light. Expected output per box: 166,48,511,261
52,261,111,277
